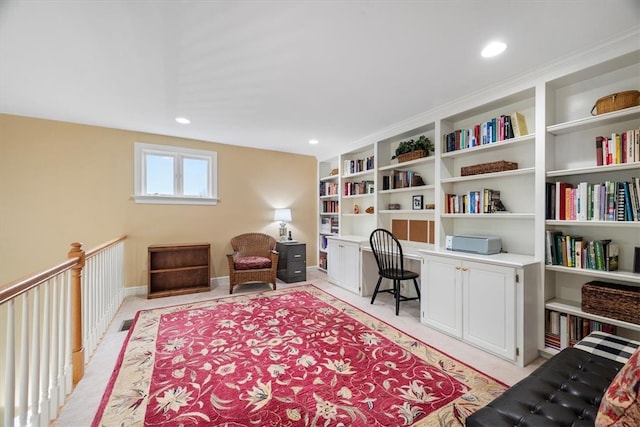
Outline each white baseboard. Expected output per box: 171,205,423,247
125,276,227,297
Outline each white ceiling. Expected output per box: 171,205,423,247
1,1,639,159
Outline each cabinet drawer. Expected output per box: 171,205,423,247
286,260,306,276
286,246,306,261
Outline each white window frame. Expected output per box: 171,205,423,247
134,142,218,205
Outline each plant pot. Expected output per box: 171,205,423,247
397,150,427,163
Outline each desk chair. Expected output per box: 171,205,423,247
369,228,421,315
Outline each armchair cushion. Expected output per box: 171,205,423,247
234,256,272,270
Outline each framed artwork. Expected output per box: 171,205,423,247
412,195,423,210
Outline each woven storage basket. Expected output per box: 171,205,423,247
397,150,427,163
582,281,640,324
591,90,640,115
461,160,518,176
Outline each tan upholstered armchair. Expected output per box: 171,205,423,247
226,232,279,294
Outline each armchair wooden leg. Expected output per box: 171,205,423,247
413,278,421,300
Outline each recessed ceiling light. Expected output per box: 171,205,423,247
309,139,319,145
481,41,507,58
175,117,190,124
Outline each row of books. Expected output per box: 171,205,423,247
545,232,618,271
320,217,339,234
321,200,339,214
444,189,506,214
344,180,374,196
381,170,425,190
319,181,338,197
595,128,640,166
443,111,528,153
319,253,327,270
546,178,640,222
545,309,616,350
343,156,374,176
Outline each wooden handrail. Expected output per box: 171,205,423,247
0,235,127,304
0,258,78,305
85,235,127,258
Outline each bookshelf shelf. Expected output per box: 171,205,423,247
379,209,435,214
441,212,535,219
341,169,374,179
378,184,435,194
546,162,640,178
441,167,535,183
440,134,535,159
545,265,640,284
546,220,640,228
342,193,373,200
545,298,640,332
378,156,435,171
546,106,640,135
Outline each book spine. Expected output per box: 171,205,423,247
595,136,604,166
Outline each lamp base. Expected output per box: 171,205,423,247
279,223,288,241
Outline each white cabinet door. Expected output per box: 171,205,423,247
462,261,516,361
326,239,340,285
421,255,462,338
326,238,360,294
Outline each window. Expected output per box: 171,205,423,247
134,142,218,205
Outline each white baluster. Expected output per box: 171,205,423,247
63,271,72,396
40,281,51,423
49,275,59,417
29,287,40,426
19,293,29,426
4,300,15,427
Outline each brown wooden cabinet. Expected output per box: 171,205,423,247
147,243,210,298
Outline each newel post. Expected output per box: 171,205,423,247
68,242,85,385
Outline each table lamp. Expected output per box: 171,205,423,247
274,208,292,241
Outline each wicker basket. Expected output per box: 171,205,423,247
582,281,640,324
330,168,339,176
591,90,640,115
461,160,518,176
397,150,427,163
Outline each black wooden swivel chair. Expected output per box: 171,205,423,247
369,228,421,315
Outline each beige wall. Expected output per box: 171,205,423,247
0,114,318,288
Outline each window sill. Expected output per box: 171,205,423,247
132,195,219,205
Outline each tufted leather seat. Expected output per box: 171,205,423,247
466,347,623,427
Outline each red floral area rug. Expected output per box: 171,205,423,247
92,285,506,426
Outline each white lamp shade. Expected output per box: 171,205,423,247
274,208,292,222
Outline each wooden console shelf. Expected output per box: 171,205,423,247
148,243,210,299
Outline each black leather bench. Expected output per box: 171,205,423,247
466,328,640,427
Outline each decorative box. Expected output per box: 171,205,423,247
388,203,401,210
582,281,640,324
461,160,518,176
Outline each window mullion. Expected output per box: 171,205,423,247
175,154,183,196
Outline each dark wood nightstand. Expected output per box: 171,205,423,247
276,241,306,283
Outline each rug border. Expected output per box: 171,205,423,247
92,283,508,425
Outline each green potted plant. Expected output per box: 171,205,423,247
391,135,433,161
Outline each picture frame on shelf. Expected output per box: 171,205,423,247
412,195,423,210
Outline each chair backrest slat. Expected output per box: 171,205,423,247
369,228,405,273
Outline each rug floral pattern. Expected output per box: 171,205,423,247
93,285,506,426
